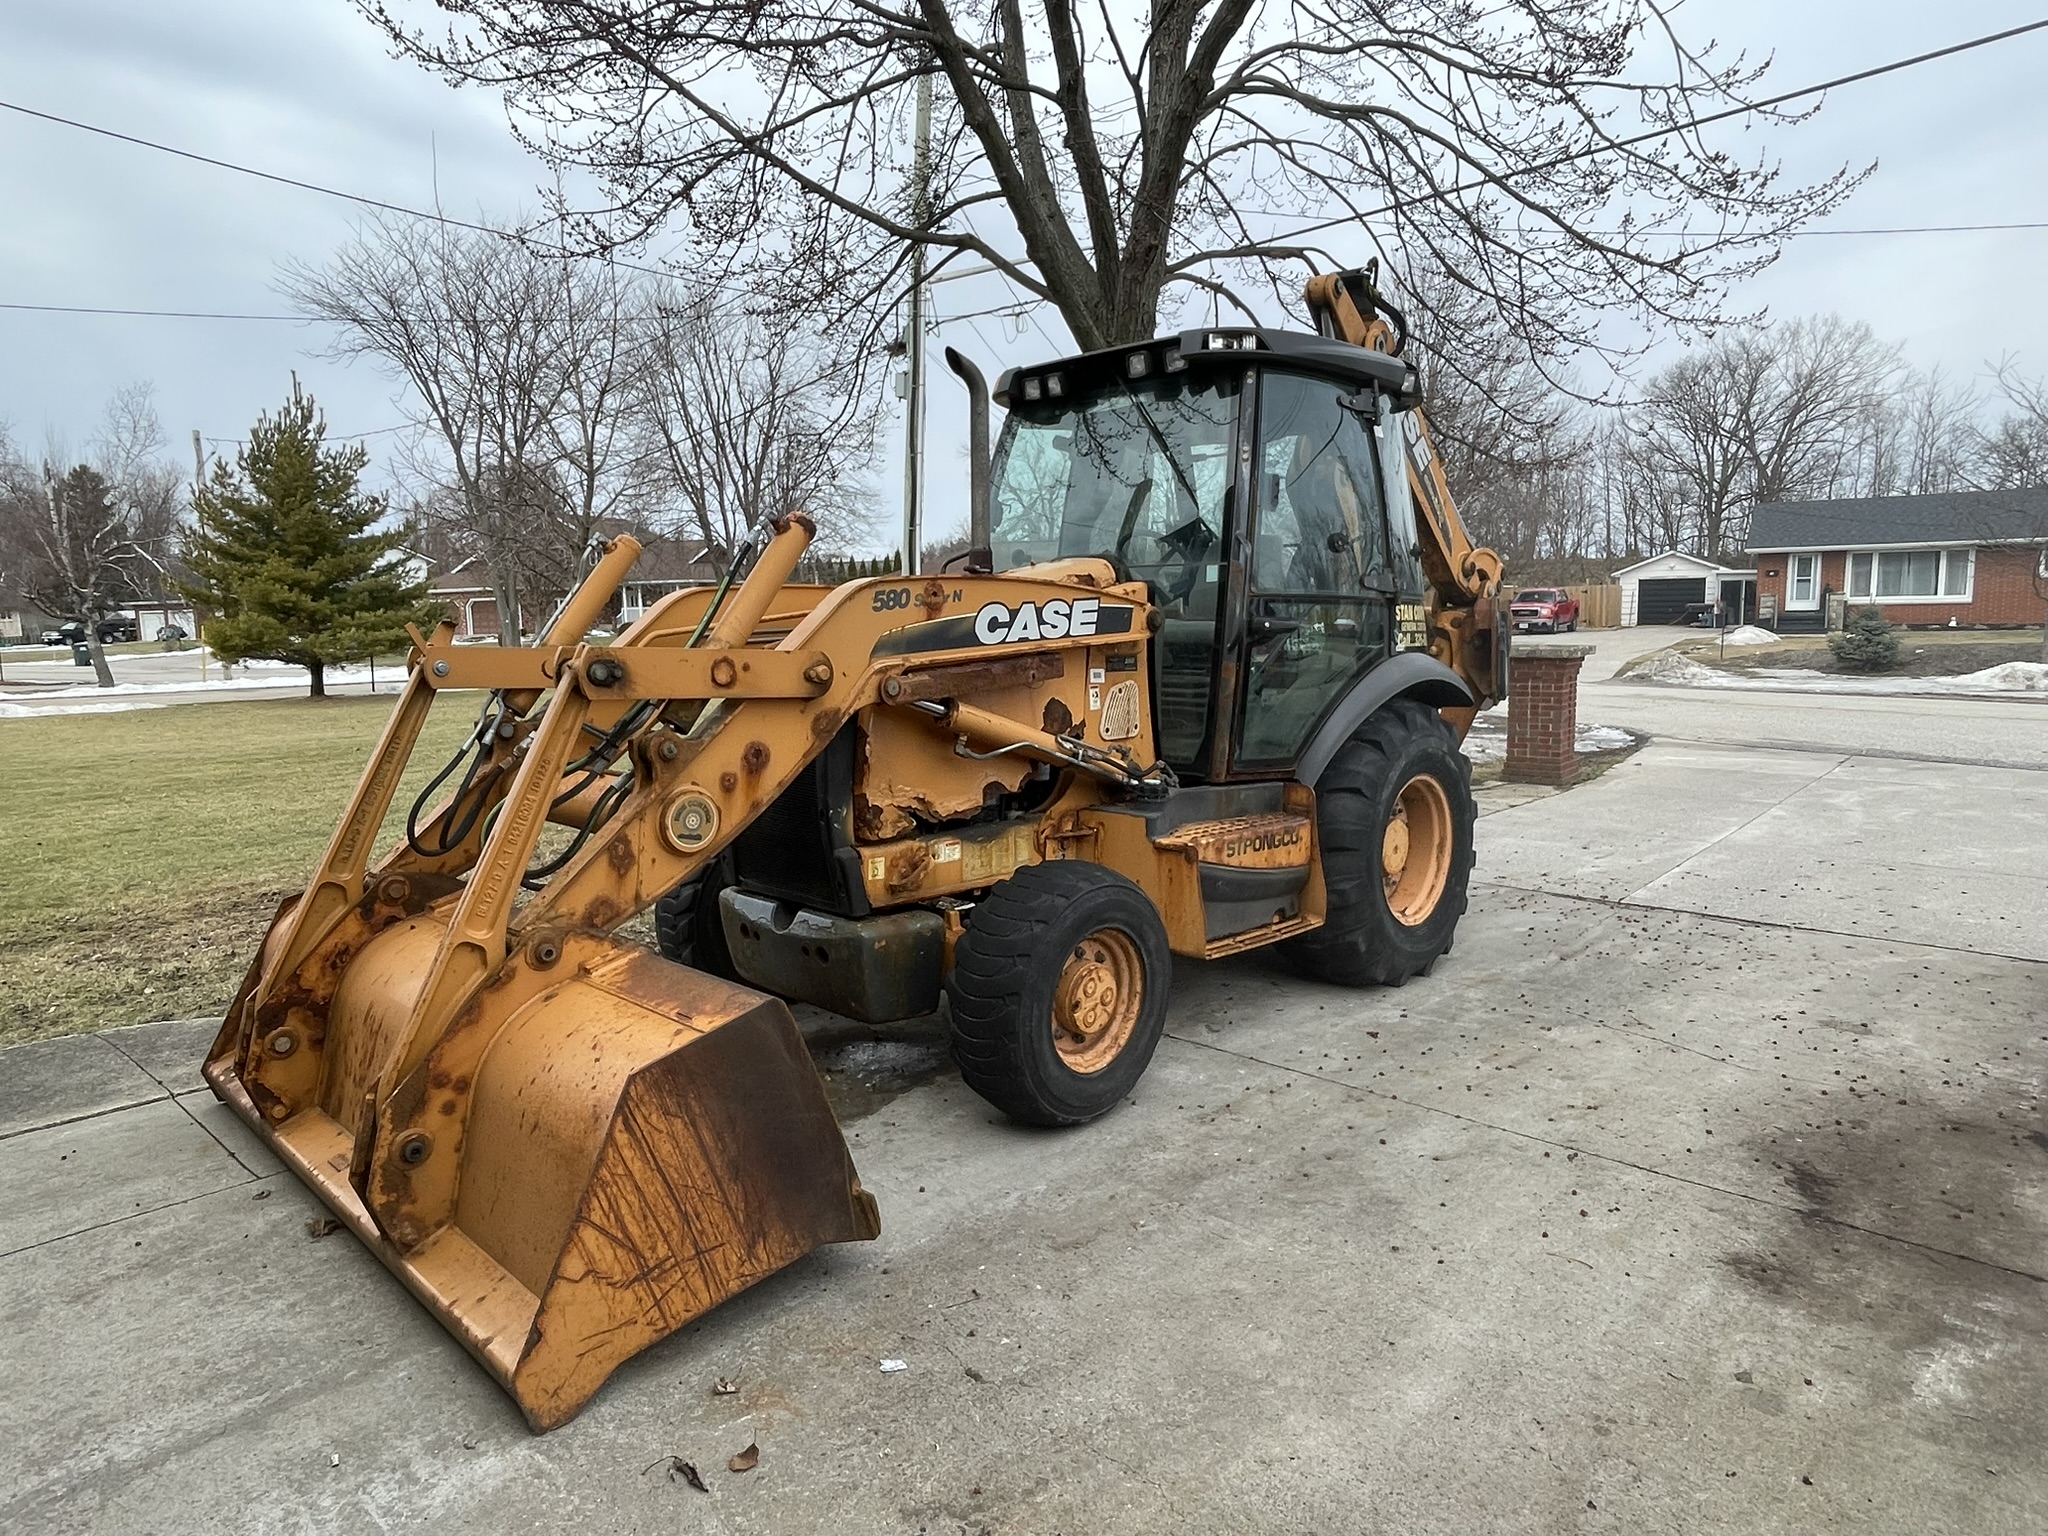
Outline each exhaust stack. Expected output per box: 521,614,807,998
945,346,993,573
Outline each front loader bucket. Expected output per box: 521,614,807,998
206,918,879,1431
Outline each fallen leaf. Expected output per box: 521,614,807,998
712,1377,740,1396
306,1216,342,1238
729,1443,760,1473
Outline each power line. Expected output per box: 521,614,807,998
9,16,2044,330
0,301,305,320
20,204,2048,326
1223,212,2048,239
1265,16,2048,247
0,96,733,291
0,98,513,238
926,18,2048,288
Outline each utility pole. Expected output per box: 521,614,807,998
900,66,933,577
191,429,223,679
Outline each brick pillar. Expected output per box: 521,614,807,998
1504,640,1592,785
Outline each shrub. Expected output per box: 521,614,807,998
1828,605,1899,672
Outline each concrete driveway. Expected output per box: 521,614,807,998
3,731,2042,1532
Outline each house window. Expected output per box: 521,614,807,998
1789,554,1819,606
1943,548,1972,595
1843,548,1973,601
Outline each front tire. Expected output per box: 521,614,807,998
653,858,740,980
1283,698,1474,987
947,862,1171,1126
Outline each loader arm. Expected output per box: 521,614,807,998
205,516,1165,1430
1304,269,1508,719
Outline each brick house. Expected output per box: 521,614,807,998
424,556,503,640
1747,488,2048,633
424,540,724,641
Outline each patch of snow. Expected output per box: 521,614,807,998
1626,649,1726,685
1719,625,1779,646
1627,650,2048,697
1950,661,2048,692
0,699,172,719
1575,725,1638,753
1460,719,1635,762
20,676,309,701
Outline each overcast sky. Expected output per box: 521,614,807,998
4,0,2047,548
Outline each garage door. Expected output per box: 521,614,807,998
1637,577,1706,624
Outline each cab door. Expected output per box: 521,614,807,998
1230,369,1397,771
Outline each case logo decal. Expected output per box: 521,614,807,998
972,597,1108,644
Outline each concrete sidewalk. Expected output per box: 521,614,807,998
3,741,2042,1535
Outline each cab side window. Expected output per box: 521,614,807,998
1236,372,1396,769
1255,375,1388,595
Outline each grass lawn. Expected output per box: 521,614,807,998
0,695,475,1046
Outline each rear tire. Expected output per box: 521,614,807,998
947,862,1171,1126
653,858,739,980
1283,698,1474,987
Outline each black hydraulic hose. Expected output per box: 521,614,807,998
405,697,511,857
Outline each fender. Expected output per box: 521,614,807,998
1295,651,1475,787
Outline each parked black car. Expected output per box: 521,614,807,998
43,617,140,645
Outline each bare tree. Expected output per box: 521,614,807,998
358,0,1859,367
1860,367,1981,498
1975,360,2048,659
1977,360,2048,491
283,215,594,639
0,387,181,686
633,289,877,562
1622,316,1900,557
547,259,650,565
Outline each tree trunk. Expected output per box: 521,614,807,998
492,570,523,645
85,630,116,689
309,660,327,698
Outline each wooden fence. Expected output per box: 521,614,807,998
1557,583,1622,628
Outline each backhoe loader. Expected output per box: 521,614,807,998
205,266,1506,1430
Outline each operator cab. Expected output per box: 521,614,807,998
989,329,1431,783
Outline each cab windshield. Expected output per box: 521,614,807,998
988,376,1238,581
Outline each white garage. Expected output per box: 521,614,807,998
1614,551,1755,627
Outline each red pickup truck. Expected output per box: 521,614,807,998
1508,588,1580,633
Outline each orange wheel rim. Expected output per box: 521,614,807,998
1051,928,1144,1074
1382,773,1452,926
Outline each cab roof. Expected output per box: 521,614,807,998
993,326,1416,410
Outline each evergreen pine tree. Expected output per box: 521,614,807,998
1827,604,1900,673
181,383,433,697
